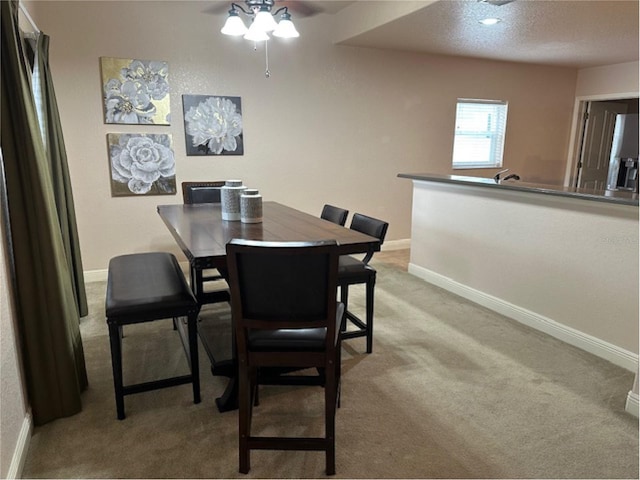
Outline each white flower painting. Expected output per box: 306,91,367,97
101,57,171,125
182,95,243,156
107,133,176,196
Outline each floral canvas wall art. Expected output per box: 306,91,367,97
107,133,176,196
101,57,171,125
182,95,243,156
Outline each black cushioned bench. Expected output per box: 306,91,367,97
106,252,201,420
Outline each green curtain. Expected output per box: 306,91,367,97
29,32,88,318
1,0,88,425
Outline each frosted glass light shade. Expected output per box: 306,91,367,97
253,10,278,32
244,21,270,42
221,15,248,36
273,19,299,38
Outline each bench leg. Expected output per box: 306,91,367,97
187,312,201,404
108,321,126,420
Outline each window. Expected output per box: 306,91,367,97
452,99,508,169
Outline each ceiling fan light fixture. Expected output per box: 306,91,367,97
244,20,270,41
221,9,248,36
253,7,278,32
220,1,301,77
272,12,299,38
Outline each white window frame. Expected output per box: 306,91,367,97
452,98,508,169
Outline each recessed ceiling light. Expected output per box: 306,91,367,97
479,17,501,25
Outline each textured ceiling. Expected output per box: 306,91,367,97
334,0,639,68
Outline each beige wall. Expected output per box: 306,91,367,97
27,0,578,271
576,61,639,98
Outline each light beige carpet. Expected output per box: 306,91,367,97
22,261,639,479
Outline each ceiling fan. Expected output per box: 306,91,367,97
207,0,324,18
213,1,338,78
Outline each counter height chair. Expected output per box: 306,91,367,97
338,213,388,354
320,204,349,226
181,181,225,204
181,181,229,305
226,239,344,476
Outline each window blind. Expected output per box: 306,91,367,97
452,99,508,169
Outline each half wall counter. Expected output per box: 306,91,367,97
398,173,638,371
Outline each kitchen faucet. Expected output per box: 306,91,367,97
493,169,520,182
493,169,509,182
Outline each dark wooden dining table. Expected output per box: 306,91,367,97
157,201,381,412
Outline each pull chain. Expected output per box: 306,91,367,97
264,40,270,78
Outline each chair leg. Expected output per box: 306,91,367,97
365,277,375,354
339,285,349,332
336,339,342,409
187,312,201,404
253,368,260,406
325,357,337,476
108,322,126,420
238,361,252,474
194,268,204,302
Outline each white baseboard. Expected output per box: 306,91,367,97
382,239,411,251
7,411,32,480
84,268,108,283
408,263,639,372
626,391,639,418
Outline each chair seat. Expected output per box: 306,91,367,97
249,328,327,351
338,255,376,281
249,304,344,351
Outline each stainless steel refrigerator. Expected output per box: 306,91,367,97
606,113,639,191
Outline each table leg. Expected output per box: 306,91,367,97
215,376,238,412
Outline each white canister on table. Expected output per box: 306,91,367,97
240,188,263,224
221,180,246,221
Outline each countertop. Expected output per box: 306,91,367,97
398,173,639,207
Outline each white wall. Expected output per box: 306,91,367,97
408,180,639,363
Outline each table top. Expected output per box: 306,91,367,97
157,201,381,269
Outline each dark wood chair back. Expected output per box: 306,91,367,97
181,181,225,204
320,204,349,226
227,239,340,355
349,213,389,264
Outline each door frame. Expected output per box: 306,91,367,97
563,92,639,188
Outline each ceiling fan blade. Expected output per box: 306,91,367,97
275,0,324,18
202,2,235,16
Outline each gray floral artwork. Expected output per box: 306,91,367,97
107,133,176,196
101,57,171,125
182,95,243,155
